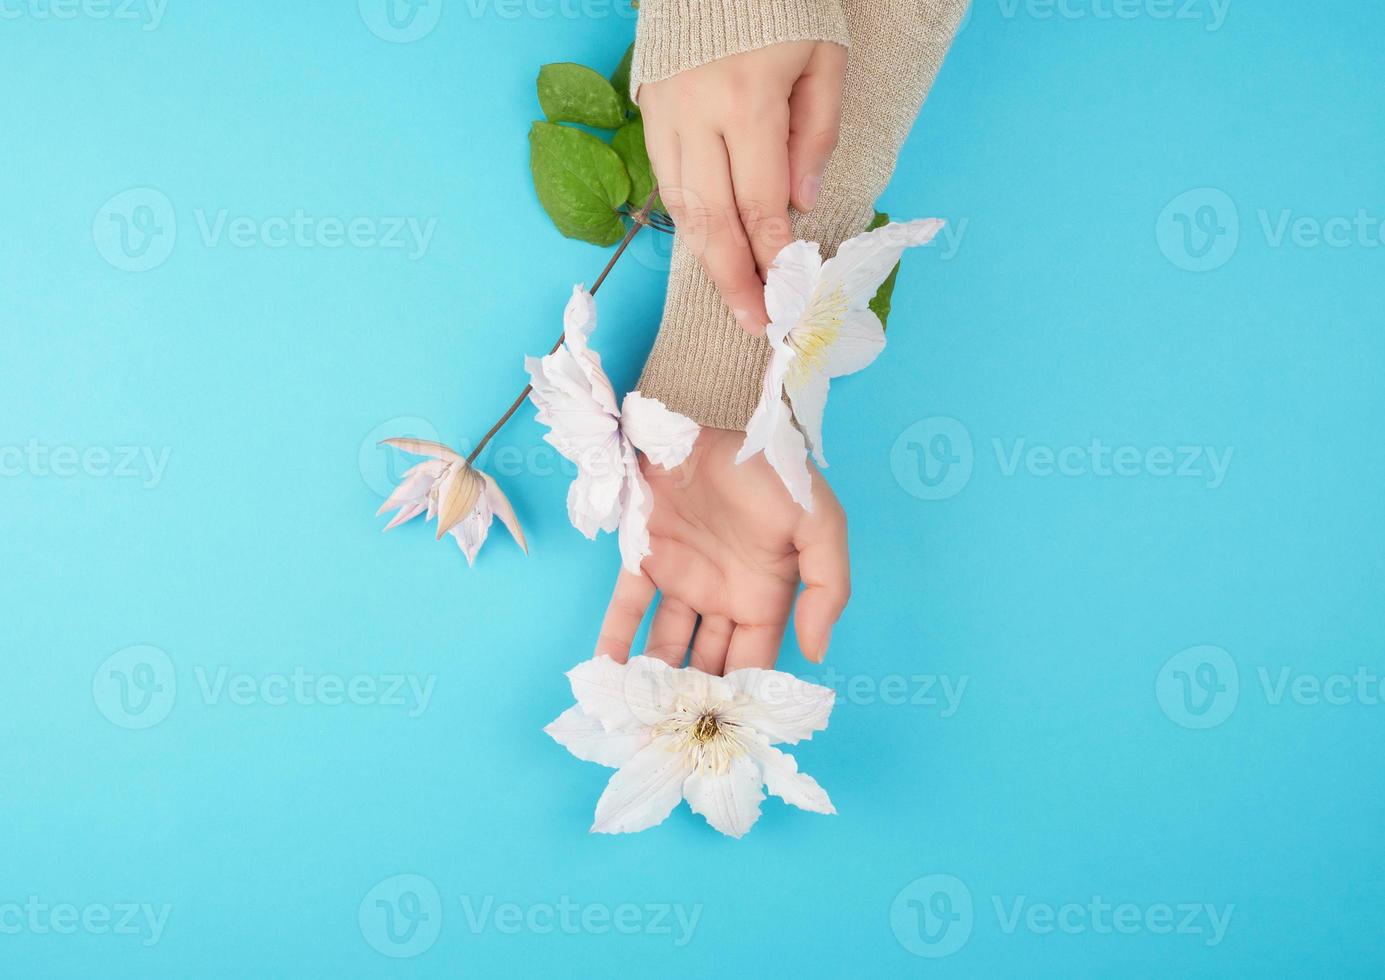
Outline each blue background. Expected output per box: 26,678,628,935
3,0,1383,975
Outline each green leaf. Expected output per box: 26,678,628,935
529,121,631,246
537,63,626,130
867,210,902,332
612,119,658,210
610,43,639,119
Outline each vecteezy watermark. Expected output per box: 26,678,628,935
359,875,443,959
94,646,436,729
891,417,1233,501
890,416,974,501
0,898,172,947
458,895,701,946
359,417,701,508
0,0,168,30
890,874,974,958
0,441,171,488
801,667,969,717
1158,187,1385,271
193,666,435,717
359,0,442,41
1157,645,1385,728
1155,644,1239,729
990,0,1230,31
93,188,438,272
1156,187,1240,272
93,645,178,730
891,874,1233,958
357,874,700,959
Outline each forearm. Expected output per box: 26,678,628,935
636,0,969,431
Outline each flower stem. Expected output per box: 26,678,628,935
466,187,663,465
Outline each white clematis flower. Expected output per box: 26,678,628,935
737,219,945,510
526,285,700,574
376,438,527,566
545,655,836,838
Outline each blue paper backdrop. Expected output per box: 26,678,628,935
3,0,1383,975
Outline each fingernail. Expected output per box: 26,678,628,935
733,308,750,326
800,176,821,211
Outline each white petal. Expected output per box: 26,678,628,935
620,392,699,469
544,705,650,768
764,239,823,331
724,668,835,744
616,454,654,575
525,348,621,461
482,473,527,555
785,370,830,469
735,347,792,466
763,401,814,512
682,755,765,838
378,437,464,462
381,500,426,530
819,309,887,379
446,497,492,566
376,460,445,516
566,469,624,539
746,737,835,814
591,737,692,835
817,219,944,307
562,284,598,349
567,655,674,731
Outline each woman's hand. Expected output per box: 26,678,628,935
638,41,847,334
593,428,851,675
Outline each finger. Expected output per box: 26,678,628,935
723,621,788,674
645,595,697,667
642,116,680,201
792,496,851,663
594,571,657,664
724,106,793,280
669,129,769,334
787,43,847,213
689,614,734,676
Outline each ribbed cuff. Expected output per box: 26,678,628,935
630,0,850,97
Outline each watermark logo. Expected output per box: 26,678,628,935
92,188,177,273
1156,645,1239,729
1157,187,1240,272
359,874,442,958
891,416,974,501
359,0,442,41
891,874,974,958
92,645,177,730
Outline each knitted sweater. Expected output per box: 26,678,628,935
629,0,969,430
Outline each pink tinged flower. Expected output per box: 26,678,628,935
737,219,946,511
526,285,700,574
545,656,836,839
375,437,527,566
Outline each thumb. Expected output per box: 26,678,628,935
792,495,850,663
787,42,847,213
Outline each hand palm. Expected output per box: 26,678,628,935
595,428,850,675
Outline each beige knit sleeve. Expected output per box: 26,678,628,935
635,0,970,431
630,0,851,95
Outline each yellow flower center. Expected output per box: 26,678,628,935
788,285,849,387
691,714,719,743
